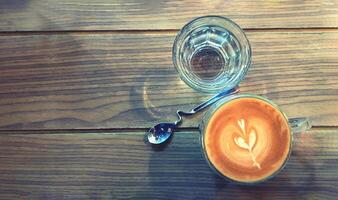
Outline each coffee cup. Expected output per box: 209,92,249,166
199,94,311,184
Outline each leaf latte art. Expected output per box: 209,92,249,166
204,97,291,183
234,119,261,169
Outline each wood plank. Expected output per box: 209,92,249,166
0,128,337,199
1,0,338,31
0,31,337,129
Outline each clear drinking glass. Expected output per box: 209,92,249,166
199,94,312,184
173,16,251,93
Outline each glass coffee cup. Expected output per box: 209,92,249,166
199,94,311,184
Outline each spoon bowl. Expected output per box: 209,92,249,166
147,123,176,145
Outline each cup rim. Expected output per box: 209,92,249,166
172,15,252,93
199,94,293,185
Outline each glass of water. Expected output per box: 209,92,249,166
172,16,252,93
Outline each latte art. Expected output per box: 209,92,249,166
233,119,260,169
204,97,291,183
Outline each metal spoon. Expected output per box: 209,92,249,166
147,87,239,144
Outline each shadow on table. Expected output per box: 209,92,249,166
143,132,322,200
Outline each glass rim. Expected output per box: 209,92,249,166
199,94,293,184
172,15,252,93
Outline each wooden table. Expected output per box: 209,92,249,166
0,1,337,199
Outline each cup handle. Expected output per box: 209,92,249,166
288,117,312,133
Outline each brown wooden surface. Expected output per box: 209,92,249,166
1,0,338,31
0,31,337,129
0,0,337,199
0,128,337,199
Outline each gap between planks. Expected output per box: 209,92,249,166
0,126,335,135
0,27,338,36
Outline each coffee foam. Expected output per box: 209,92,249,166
204,97,291,183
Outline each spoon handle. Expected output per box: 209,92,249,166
182,87,239,115
288,117,312,133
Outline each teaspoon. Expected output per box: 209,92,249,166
147,87,239,144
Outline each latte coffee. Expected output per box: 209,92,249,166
203,97,291,183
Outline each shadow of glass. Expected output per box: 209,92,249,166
129,71,206,127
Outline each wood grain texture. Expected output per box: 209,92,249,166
0,31,337,129
0,0,338,31
0,128,336,199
